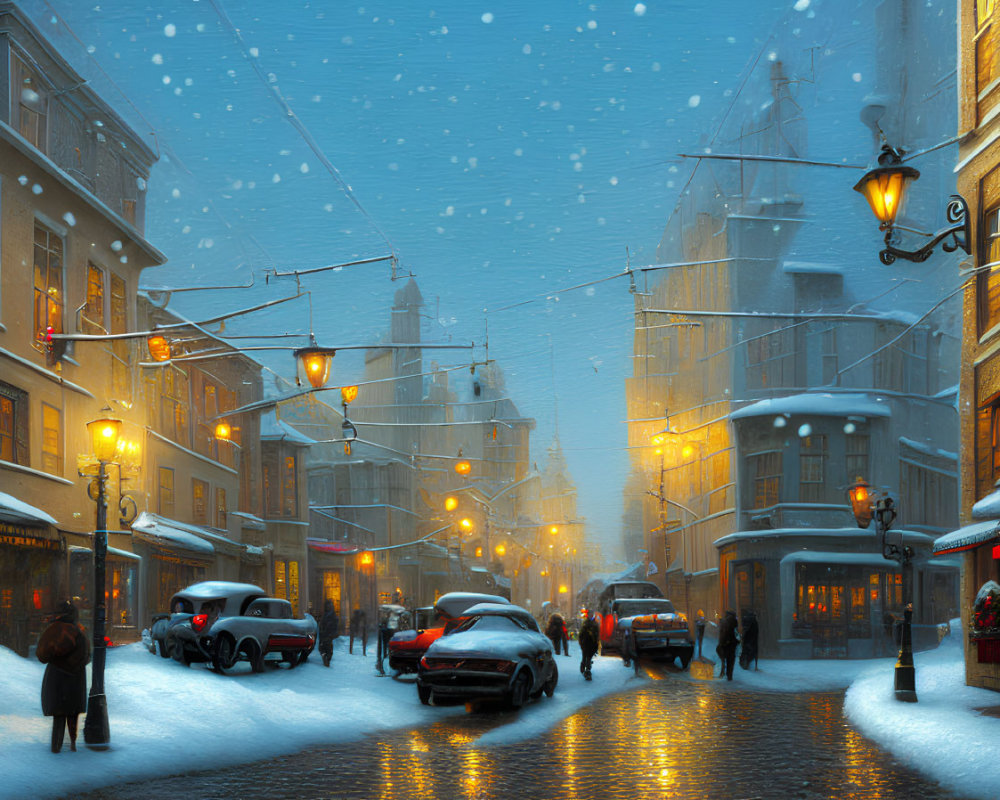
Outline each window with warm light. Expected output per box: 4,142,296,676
282,454,298,517
32,222,63,349
41,402,62,475
155,365,190,448
979,203,1000,334
84,263,106,334
216,487,227,530
158,467,175,517
0,382,28,464
975,378,1000,497
110,273,131,404
192,478,209,525
977,0,1000,108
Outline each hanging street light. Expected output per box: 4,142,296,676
214,421,232,442
853,143,970,265
454,449,472,475
293,344,337,389
82,410,122,749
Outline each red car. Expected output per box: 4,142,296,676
388,591,509,674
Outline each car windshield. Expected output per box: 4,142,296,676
452,614,527,635
614,599,677,616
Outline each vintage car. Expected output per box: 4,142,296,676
387,591,509,674
595,580,666,648
416,602,558,709
151,581,317,673
607,597,694,669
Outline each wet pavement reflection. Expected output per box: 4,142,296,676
68,663,968,800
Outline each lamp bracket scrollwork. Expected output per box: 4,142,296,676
879,194,970,266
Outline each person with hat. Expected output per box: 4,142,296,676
36,599,90,752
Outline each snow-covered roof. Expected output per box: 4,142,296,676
899,437,958,463
260,411,316,445
779,551,898,569
933,519,1000,555
0,490,57,526
730,392,891,421
131,512,215,555
714,526,934,548
972,489,1000,520
231,511,266,530
68,544,141,561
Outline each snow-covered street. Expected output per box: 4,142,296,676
3,622,999,799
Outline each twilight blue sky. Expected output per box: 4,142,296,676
29,0,833,562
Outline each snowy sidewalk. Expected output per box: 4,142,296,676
3,624,999,799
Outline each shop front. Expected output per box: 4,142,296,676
68,544,141,644
0,519,63,656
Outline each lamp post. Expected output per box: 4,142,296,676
847,477,917,702
83,412,122,749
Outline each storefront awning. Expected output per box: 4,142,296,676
69,544,141,561
131,512,215,556
0,490,57,526
933,520,1000,555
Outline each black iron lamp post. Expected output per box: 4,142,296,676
83,412,122,749
847,477,917,702
854,143,970,266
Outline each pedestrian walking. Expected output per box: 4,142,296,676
318,599,340,668
695,610,707,659
578,610,600,680
545,612,570,656
349,607,368,656
376,604,407,675
36,599,90,753
739,609,759,671
717,609,739,681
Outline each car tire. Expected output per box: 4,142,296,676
282,650,298,669
248,641,265,673
543,664,558,697
297,649,310,665
213,635,237,673
417,682,433,705
678,651,692,670
156,638,170,659
507,670,531,710
169,637,189,666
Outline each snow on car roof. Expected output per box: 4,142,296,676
172,581,265,599
434,592,510,617
463,602,532,618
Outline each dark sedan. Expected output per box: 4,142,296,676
417,603,558,709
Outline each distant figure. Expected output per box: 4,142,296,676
36,599,90,753
377,605,406,675
318,599,340,668
349,607,368,656
695,610,707,659
717,609,739,681
739,609,759,671
546,613,570,656
578,610,600,680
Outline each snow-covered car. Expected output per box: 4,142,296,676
596,580,666,649
153,581,317,673
388,591,510,674
416,602,558,709
608,598,694,669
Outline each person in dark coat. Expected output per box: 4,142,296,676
578,610,600,680
545,613,570,656
716,609,739,681
37,599,90,753
349,607,368,656
739,609,759,671
318,599,340,668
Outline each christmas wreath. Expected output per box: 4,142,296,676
972,580,1000,635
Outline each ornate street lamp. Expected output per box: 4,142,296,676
83,410,122,749
454,449,471,476
847,476,917,702
854,143,970,265
293,344,336,389
214,421,232,442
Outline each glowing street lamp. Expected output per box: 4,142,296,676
146,334,171,362
294,345,336,389
444,496,459,512
214,421,232,442
82,410,122,750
